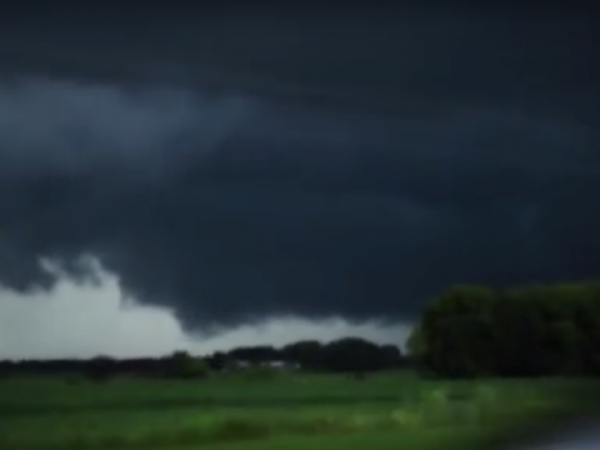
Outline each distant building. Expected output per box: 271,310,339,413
228,359,300,370
265,360,301,370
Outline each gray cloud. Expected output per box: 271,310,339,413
0,7,598,331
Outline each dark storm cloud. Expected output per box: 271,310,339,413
0,7,598,330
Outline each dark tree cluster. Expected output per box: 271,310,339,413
409,282,600,378
0,352,209,381
206,337,405,373
0,337,405,380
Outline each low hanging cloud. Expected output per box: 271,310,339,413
0,7,598,337
0,257,408,359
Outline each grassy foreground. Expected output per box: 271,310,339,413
0,371,598,450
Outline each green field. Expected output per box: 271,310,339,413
0,371,598,450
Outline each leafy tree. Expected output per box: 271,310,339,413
416,281,600,378
280,340,324,369
85,356,116,382
165,350,209,379
323,337,385,372
417,285,497,377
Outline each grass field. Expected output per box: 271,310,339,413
0,370,598,450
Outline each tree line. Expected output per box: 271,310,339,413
0,336,406,380
409,281,600,378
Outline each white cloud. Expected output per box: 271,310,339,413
0,257,410,360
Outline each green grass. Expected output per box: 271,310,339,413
0,371,598,450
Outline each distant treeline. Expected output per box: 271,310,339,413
409,281,600,378
0,337,406,379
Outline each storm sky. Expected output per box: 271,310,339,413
0,6,598,357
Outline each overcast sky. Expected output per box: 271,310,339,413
0,6,598,359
